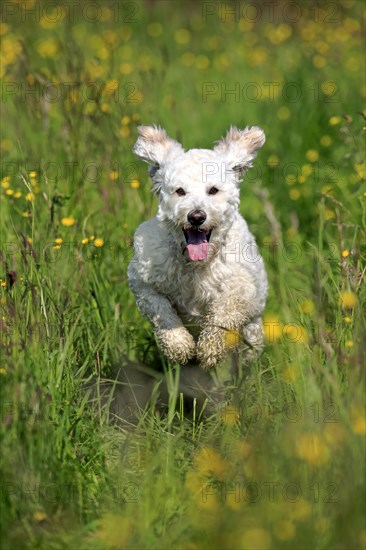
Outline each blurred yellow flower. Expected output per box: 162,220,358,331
345,340,353,348
119,127,131,138
130,179,140,189
289,189,301,200
341,250,350,258
54,238,63,245
320,135,332,147
13,191,22,198
240,528,271,550
343,316,352,324
174,29,191,45
53,245,61,250
225,330,240,348
147,22,162,38
195,55,209,70
119,62,134,75
61,217,75,227
313,55,326,68
263,314,282,342
121,115,130,126
220,405,240,426
289,499,311,520
25,193,35,201
277,106,290,120
89,235,95,241
300,300,315,315
324,209,335,220
352,415,366,434
267,154,279,165
110,171,119,180
329,116,341,126
5,189,14,196
1,176,10,188
282,364,300,383
37,38,59,58
94,238,104,247
306,150,319,162
132,114,140,122
194,447,229,479
1,281,6,287
0,367,7,374
284,324,308,344
81,238,89,245
339,290,357,309
273,520,296,541
33,511,47,522
296,433,329,465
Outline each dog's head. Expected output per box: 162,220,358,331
133,125,265,263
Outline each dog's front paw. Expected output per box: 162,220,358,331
196,326,231,369
156,327,196,364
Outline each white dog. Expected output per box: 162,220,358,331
127,125,267,370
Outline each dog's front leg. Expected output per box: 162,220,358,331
196,292,257,369
128,272,196,364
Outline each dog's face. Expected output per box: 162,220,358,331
133,125,265,263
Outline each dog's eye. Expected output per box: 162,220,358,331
176,188,186,196
208,187,219,195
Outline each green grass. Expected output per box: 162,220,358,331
1,1,365,548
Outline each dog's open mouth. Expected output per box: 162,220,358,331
183,228,212,261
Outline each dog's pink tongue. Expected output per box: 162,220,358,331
186,229,209,261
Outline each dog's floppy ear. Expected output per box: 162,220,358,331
214,125,265,179
133,125,184,177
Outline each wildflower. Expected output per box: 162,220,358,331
81,238,89,245
132,114,140,122
345,340,353,348
0,367,7,375
33,511,47,522
13,191,21,198
283,324,308,344
306,149,319,162
220,405,240,426
22,212,30,218
329,116,341,125
320,135,332,146
5,189,14,195
89,235,95,241
273,521,296,541
196,55,209,70
339,290,357,309
109,171,119,180
27,237,32,244
225,330,240,348
53,245,61,250
194,447,230,480
94,238,104,247
289,189,301,200
240,528,271,550
122,223,128,229
1,177,10,188
324,209,335,220
100,103,110,113
119,62,133,75
25,193,35,201
1,281,6,287
300,299,315,315
342,250,350,258
267,154,279,165
61,217,75,227
296,433,329,465
352,415,366,434
130,179,140,189
282,364,300,383
29,171,37,178
277,106,290,120
343,316,352,324
119,127,130,138
121,115,130,125
174,28,191,45
147,22,162,38
263,314,282,342
54,238,63,245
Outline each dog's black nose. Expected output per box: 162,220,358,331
187,210,207,226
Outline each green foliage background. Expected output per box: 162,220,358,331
0,1,365,548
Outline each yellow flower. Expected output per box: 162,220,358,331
195,55,209,70
147,22,162,38
289,189,301,200
324,209,335,220
89,235,95,241
13,191,22,198
284,324,308,344
132,114,140,122
352,415,366,434
194,447,230,479
296,433,329,465
130,179,140,189
273,520,296,541
289,499,311,520
0,367,7,375
5,189,14,195
25,193,35,201
345,340,353,348
27,237,32,244
320,135,332,147
220,405,240,426
119,62,133,75
22,212,30,218
282,364,300,383
81,238,89,245
109,171,119,180
276,106,290,120
121,115,130,125
119,126,130,138
122,223,129,229
263,314,282,342
329,116,341,126
54,238,63,245
240,528,271,550
300,300,315,315
342,250,350,258
1,281,6,287
225,330,240,348
174,29,191,45
1,177,10,188
61,217,75,227
267,154,279,165
343,316,352,324
306,149,319,162
339,290,357,309
33,511,47,522
94,238,104,247
29,171,37,178
53,245,61,250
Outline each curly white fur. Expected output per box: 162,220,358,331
128,125,268,369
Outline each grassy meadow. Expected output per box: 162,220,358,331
1,0,365,548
